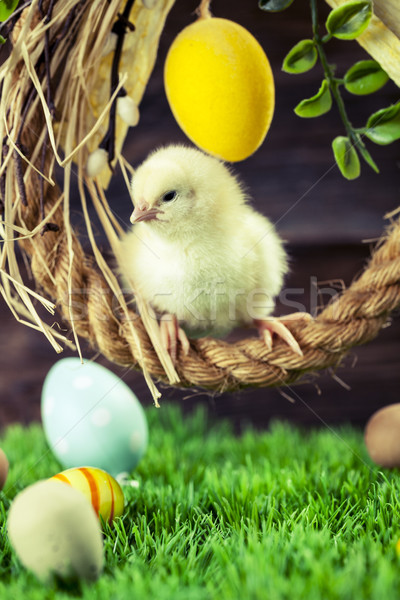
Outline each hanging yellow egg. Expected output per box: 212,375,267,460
164,16,275,162
50,467,124,525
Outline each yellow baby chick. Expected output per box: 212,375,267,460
118,145,307,362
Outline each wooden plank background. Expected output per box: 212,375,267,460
1,0,399,429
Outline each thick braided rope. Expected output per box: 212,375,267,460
9,0,400,391
19,155,400,391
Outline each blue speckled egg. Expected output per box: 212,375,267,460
41,358,148,476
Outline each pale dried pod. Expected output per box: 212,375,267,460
101,32,118,58
86,148,108,177
117,96,140,126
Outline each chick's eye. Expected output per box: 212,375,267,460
162,190,177,202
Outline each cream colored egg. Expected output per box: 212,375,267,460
7,480,104,582
0,448,9,490
365,403,400,468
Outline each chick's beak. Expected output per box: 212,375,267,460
130,201,163,224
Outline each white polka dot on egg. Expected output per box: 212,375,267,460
54,437,69,456
73,375,93,390
91,408,111,428
43,396,55,416
129,431,142,452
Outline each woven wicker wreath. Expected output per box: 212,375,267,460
0,0,399,404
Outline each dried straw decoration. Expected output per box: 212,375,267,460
324,0,400,88
1,0,399,405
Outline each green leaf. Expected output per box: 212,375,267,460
365,103,400,145
332,136,360,179
282,39,318,74
294,80,332,118
344,60,389,95
258,0,295,12
0,0,19,22
326,1,372,40
355,137,379,173
0,35,6,44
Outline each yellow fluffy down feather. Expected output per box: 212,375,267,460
117,145,308,360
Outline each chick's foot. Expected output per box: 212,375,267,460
160,313,190,364
254,312,312,357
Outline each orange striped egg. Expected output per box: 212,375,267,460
50,467,124,525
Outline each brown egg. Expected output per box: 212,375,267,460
365,404,400,468
0,448,9,490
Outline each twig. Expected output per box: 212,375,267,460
196,0,212,19
50,0,86,56
39,0,56,117
12,85,39,218
38,0,59,235
39,129,59,235
17,81,38,140
310,0,378,172
99,0,136,169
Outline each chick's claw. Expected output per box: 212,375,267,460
255,313,312,357
262,327,273,352
160,314,190,364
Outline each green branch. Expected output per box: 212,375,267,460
309,0,378,172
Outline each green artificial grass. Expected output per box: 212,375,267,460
1,404,400,599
